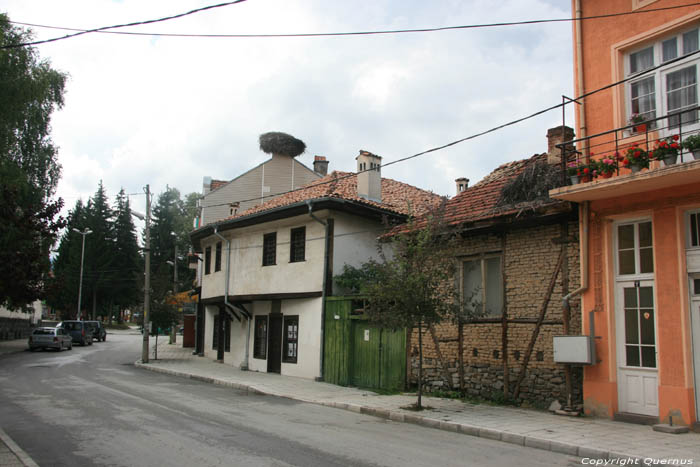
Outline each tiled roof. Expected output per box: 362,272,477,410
233,170,442,219
210,179,228,191
393,154,569,235
442,153,568,227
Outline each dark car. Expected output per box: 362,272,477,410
57,320,93,346
84,320,107,342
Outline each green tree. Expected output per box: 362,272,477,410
336,206,478,409
46,199,86,318
112,189,142,323
0,15,67,309
82,181,116,319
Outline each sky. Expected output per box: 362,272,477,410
2,0,575,224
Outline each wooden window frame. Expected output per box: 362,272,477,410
282,315,299,364
289,227,306,263
262,232,277,266
460,253,504,319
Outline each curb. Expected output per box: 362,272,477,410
0,427,39,467
135,361,653,462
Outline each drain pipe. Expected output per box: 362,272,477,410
306,200,329,380
575,0,588,156
213,228,242,363
561,201,590,412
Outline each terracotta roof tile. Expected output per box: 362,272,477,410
232,171,442,219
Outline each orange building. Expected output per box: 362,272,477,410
551,0,700,427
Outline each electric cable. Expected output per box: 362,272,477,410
6,2,699,43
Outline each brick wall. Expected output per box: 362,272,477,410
409,219,583,408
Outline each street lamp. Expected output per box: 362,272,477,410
72,228,92,320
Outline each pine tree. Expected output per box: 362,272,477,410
46,200,86,318
112,189,142,322
82,181,115,319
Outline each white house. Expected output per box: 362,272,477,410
190,151,441,379
0,300,42,340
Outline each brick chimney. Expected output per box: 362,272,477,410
546,126,575,165
313,155,329,176
356,150,382,202
455,177,469,195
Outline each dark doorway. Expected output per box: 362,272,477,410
267,314,283,374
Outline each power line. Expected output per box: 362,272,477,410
7,2,700,42
197,47,700,214
0,0,248,49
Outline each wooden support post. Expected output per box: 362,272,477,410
501,233,509,398
512,249,565,400
458,320,464,393
428,324,453,389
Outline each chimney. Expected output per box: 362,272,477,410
203,176,212,195
546,126,575,165
313,155,329,176
356,150,382,202
455,177,469,195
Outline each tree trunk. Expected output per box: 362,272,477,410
417,318,423,410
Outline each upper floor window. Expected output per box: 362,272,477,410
462,255,503,318
262,232,276,266
617,221,653,276
688,210,700,248
626,26,699,131
290,227,306,263
215,241,222,272
204,246,211,275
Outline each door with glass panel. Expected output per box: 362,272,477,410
689,274,700,421
615,221,658,416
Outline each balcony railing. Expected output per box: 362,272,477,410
557,106,700,185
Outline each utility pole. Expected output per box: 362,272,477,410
72,228,92,320
143,184,151,363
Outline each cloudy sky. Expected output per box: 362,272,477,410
3,0,575,220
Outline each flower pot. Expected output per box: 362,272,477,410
600,172,613,179
634,123,647,133
630,165,642,173
663,154,678,166
693,150,700,161
580,175,592,183
569,175,579,185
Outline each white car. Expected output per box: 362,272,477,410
28,327,73,352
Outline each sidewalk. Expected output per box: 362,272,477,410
137,336,700,463
0,339,27,357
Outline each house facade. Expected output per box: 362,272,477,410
414,127,583,408
0,301,42,340
190,152,441,379
549,0,700,426
198,153,327,226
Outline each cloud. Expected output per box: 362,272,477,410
3,0,575,221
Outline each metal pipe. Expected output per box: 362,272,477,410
213,228,239,362
306,200,329,380
563,201,590,307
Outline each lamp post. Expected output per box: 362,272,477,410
132,184,151,363
72,228,92,320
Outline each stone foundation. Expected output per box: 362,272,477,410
0,317,32,340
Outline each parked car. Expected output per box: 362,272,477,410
84,320,106,342
28,327,73,352
57,320,93,346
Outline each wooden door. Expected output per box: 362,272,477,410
267,314,282,374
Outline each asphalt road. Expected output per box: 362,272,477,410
0,332,580,467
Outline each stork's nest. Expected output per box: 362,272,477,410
259,132,306,157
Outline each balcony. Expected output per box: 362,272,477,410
549,108,700,203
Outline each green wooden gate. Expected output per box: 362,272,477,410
324,297,406,391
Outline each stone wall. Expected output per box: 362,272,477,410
409,219,583,408
0,317,32,340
